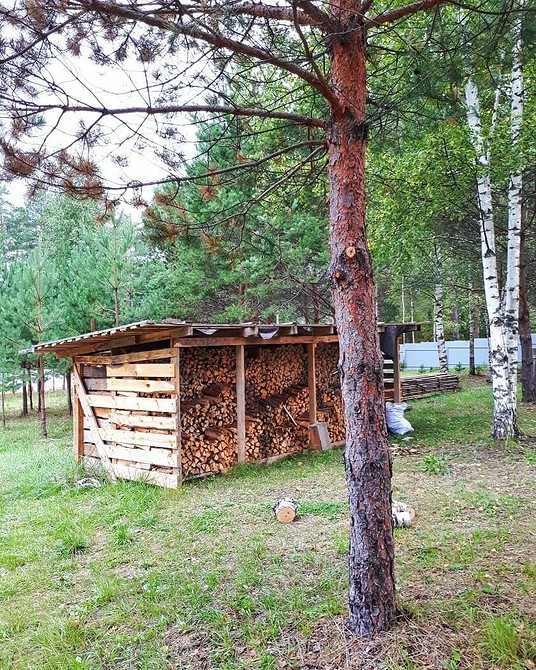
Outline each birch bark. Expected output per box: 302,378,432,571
433,242,449,373
463,10,524,439
504,14,524,413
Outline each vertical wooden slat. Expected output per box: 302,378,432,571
174,346,183,486
393,339,402,403
307,342,317,425
236,345,246,463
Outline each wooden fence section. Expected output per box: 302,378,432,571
401,372,460,399
75,353,180,488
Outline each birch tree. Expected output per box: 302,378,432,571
463,6,526,439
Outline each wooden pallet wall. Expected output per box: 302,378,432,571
74,347,179,488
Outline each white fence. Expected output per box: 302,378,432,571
401,335,536,371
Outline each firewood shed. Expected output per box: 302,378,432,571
31,320,421,488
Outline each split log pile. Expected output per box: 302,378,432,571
179,347,238,478
77,347,179,488
244,345,310,460
401,372,460,399
315,343,345,442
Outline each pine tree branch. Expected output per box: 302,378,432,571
5,97,325,129
68,0,334,101
365,0,448,28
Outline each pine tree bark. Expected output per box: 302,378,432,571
38,354,47,437
21,374,28,417
327,4,395,636
28,365,33,411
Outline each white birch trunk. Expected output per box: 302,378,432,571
464,78,515,439
504,14,524,418
433,242,449,373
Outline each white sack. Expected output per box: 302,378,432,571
385,401,414,435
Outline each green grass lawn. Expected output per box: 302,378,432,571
0,379,535,669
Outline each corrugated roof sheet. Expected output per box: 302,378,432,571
23,320,423,356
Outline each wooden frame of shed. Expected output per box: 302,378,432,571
32,320,421,488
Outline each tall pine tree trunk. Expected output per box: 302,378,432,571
38,354,47,437
21,374,28,417
327,3,395,635
27,366,33,411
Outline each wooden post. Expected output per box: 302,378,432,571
393,338,402,403
73,385,84,460
174,346,183,486
236,345,246,463
307,342,317,425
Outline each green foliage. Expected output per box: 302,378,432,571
417,453,451,476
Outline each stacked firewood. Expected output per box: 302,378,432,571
243,346,310,460
179,348,238,477
401,373,460,399
246,385,310,461
181,382,237,477
245,345,307,397
318,389,345,442
315,343,340,389
315,343,344,442
180,347,236,401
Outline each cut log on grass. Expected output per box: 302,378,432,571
273,498,298,523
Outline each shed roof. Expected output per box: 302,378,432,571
25,319,423,358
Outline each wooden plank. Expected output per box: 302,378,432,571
109,411,176,430
236,345,246,464
73,364,117,482
81,365,107,378
84,378,108,392
101,443,178,467
98,427,176,448
87,394,176,413
57,337,138,358
107,378,175,394
173,334,340,348
112,464,179,489
75,347,176,365
107,363,175,378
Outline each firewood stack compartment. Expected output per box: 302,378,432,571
244,345,310,461
179,346,238,478
315,342,345,443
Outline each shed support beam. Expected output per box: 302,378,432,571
236,345,246,463
307,342,317,425
393,339,402,403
